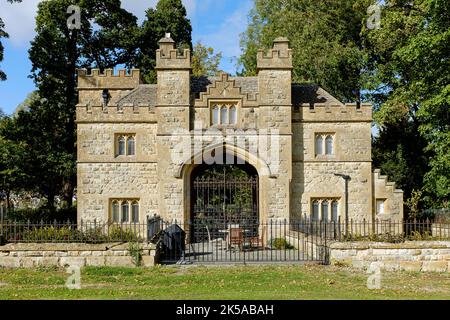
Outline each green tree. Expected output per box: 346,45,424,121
364,0,450,208
239,0,372,102
133,0,192,83
0,0,22,81
191,42,222,77
12,0,138,209
0,116,28,209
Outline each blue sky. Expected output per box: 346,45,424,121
0,0,253,115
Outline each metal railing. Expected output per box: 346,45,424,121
292,217,450,242
0,220,148,244
156,218,328,264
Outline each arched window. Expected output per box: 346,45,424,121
229,106,237,124
312,201,320,221
121,202,129,223
332,201,339,221
112,201,120,223
321,200,329,222
118,136,126,156
212,105,219,125
221,106,228,125
326,135,334,155
127,136,135,156
131,201,139,223
315,135,323,155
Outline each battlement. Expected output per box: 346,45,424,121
76,103,157,123
77,69,140,90
297,103,373,122
257,37,293,70
155,34,191,70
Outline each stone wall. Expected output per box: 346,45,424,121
330,241,450,272
0,243,157,269
373,170,404,220
77,163,159,222
292,162,372,220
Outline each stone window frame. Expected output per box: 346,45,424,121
115,134,137,157
315,133,336,157
310,198,340,222
209,100,240,127
110,199,140,223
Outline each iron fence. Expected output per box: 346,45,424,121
1,216,449,265
157,219,328,264
0,220,148,244
292,217,450,242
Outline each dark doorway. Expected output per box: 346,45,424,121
190,155,259,243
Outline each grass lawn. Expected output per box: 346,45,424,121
0,265,449,300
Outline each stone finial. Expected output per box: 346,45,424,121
158,33,175,57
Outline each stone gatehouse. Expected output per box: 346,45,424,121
76,35,403,226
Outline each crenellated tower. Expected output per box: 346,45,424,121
155,34,191,134
257,37,293,220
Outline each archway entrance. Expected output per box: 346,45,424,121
190,157,259,243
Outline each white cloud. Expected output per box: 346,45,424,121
194,1,251,58
0,0,196,47
0,0,40,47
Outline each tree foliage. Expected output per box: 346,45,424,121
3,0,138,209
239,0,373,102
133,0,192,83
191,42,222,77
241,0,449,211
364,0,450,208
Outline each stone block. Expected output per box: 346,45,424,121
60,257,86,267
398,261,422,272
41,257,60,267
422,261,448,273
105,256,134,267
381,261,401,272
20,257,43,268
0,257,21,268
17,251,42,257
141,256,155,267
86,256,106,267
113,250,128,256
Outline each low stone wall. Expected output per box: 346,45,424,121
330,241,450,272
0,243,157,268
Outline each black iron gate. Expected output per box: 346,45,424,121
191,175,259,243
155,218,329,265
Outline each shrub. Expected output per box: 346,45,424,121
21,226,81,242
128,242,143,267
108,226,142,242
270,238,294,250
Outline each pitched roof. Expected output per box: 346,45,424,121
117,84,157,107
292,84,343,107
117,76,343,107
